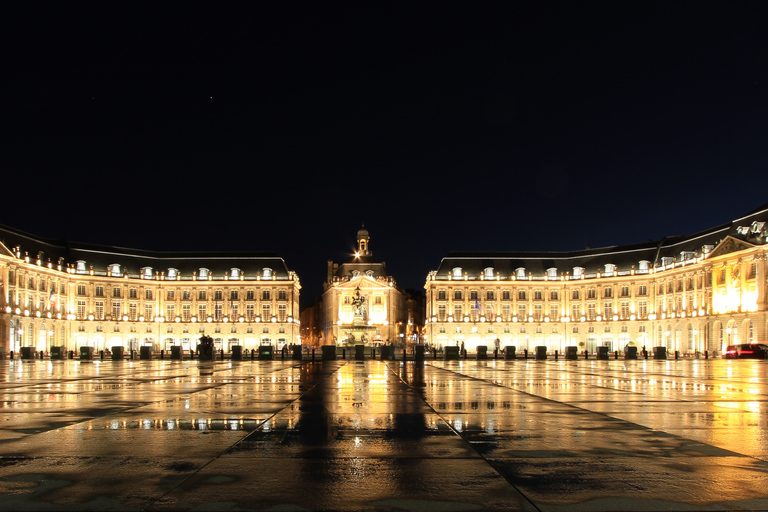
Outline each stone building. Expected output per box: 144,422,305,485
0,225,301,356
424,204,768,355
321,226,408,346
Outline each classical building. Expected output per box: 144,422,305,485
321,227,409,346
424,204,768,356
0,224,301,356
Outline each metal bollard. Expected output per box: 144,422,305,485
524,349,528,359
404,349,406,361
615,351,618,359
585,350,589,359
312,349,315,361
705,350,709,359
342,348,346,360
160,350,164,360
555,350,558,361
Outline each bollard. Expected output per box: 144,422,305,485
312,349,315,361
705,350,709,359
615,351,618,359
434,348,437,359
644,349,648,359
9,351,13,359
585,350,589,360
69,350,74,359
130,350,134,360
372,348,375,359
554,350,558,361
494,348,498,359
524,349,528,359
251,348,255,360
675,350,679,360
160,350,164,360
404,349,407,361
100,350,104,361
40,350,44,360
342,348,346,360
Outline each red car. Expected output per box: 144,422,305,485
725,343,768,359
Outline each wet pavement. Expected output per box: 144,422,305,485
0,357,766,511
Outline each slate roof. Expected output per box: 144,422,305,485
0,224,292,279
435,203,768,279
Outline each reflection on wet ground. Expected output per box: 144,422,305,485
0,358,766,511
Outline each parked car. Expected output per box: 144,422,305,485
724,343,768,359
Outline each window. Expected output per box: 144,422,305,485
230,290,238,301
550,290,558,300
588,288,596,299
470,291,478,300
76,260,87,274
573,267,584,278
246,290,255,300
198,304,207,319
438,290,447,300
262,304,271,320
621,286,629,297
142,267,153,279
146,289,153,300
168,268,178,280
452,267,462,279
95,286,104,297
604,287,612,298
129,288,137,299
547,268,557,279
604,302,613,317
262,290,271,301
572,289,580,300
183,304,191,321
604,264,615,276
516,267,526,279
95,301,104,319
638,285,647,296
214,290,223,301
454,290,462,300
199,268,210,279
129,303,138,321
486,291,494,300
278,290,287,300
502,291,510,300
167,290,175,300
484,267,494,279
230,268,241,279
145,303,154,320
518,290,527,300
198,290,207,301
262,268,273,279
214,304,223,320
534,290,542,300
77,284,86,296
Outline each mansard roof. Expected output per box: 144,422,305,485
0,224,293,279
435,202,768,279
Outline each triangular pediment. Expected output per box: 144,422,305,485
336,274,387,290
708,236,756,258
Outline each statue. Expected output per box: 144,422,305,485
351,287,366,317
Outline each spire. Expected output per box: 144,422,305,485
357,224,370,256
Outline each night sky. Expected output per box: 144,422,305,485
5,3,768,306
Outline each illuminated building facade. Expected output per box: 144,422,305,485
424,205,768,355
321,227,408,346
0,225,301,355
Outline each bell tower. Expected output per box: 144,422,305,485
357,225,371,257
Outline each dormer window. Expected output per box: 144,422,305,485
142,267,153,279
638,260,650,274
109,264,121,276
483,267,494,279
572,267,584,278
681,251,695,261
199,268,209,279
262,268,273,279
516,267,526,279
452,267,462,279
702,245,714,254
230,268,241,279
547,268,558,279
661,257,673,266
604,264,616,276
167,268,178,280
76,260,87,274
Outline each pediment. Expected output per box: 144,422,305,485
336,274,386,290
708,236,756,259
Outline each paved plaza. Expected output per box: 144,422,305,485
0,356,766,511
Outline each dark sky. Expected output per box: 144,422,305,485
5,2,768,306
